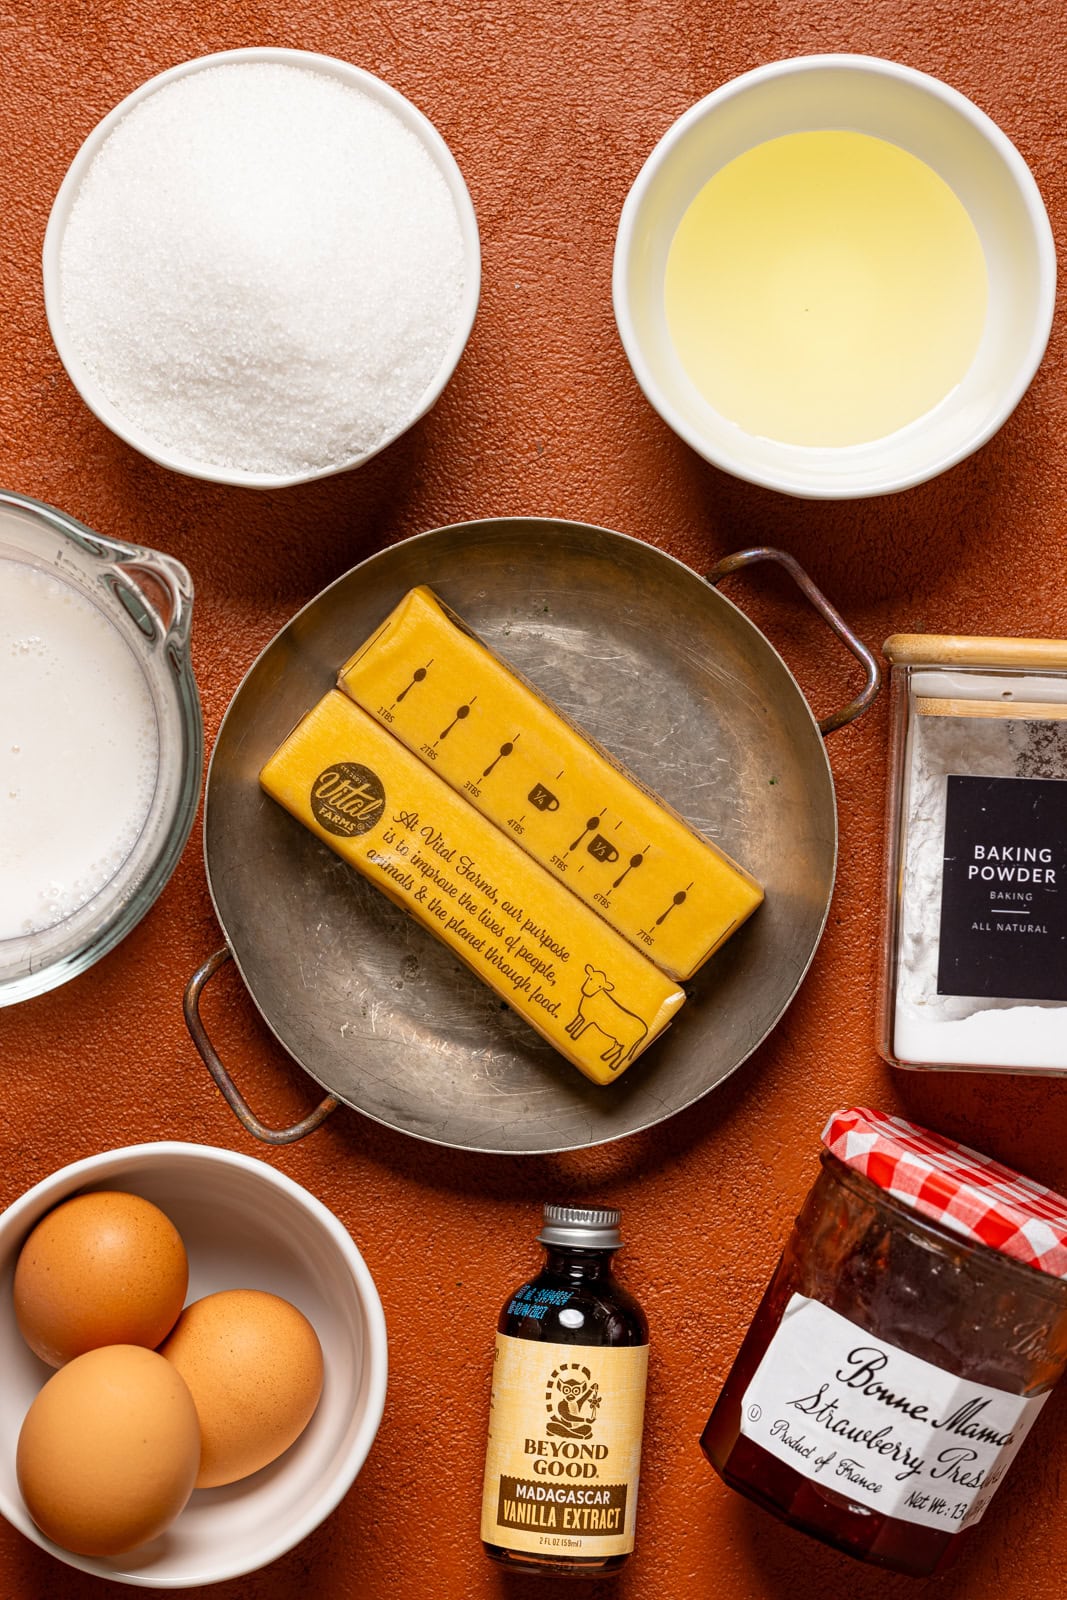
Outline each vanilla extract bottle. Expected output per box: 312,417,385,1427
480,1205,649,1578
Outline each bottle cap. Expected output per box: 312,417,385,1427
538,1204,622,1250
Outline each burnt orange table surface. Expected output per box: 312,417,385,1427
3,2,1067,1597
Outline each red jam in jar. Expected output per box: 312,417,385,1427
701,1108,1067,1577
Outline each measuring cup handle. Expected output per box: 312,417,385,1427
117,551,193,644
183,948,340,1144
707,546,881,734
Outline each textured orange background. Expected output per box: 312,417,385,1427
2,2,1067,1597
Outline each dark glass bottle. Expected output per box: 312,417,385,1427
480,1204,649,1579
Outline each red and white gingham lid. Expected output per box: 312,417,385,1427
822,1107,1067,1281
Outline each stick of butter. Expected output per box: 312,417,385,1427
260,692,685,1085
336,587,763,980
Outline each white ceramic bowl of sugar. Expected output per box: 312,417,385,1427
0,1143,387,1586
43,47,481,489
613,54,1056,499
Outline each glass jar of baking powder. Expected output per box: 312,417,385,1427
879,633,1067,1073
700,1107,1067,1577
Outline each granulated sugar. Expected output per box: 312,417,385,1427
59,62,468,476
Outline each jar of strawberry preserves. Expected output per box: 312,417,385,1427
701,1108,1067,1577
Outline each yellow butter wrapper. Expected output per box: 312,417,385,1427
336,587,764,979
260,692,684,1085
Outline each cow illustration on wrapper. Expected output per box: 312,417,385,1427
566,964,650,1069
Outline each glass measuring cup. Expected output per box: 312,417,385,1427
0,489,202,1003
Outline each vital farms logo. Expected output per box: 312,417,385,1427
310,764,385,838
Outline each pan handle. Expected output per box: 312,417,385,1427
183,948,340,1144
707,546,881,734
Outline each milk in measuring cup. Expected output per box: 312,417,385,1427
1,559,158,938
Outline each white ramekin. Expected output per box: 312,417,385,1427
613,54,1056,499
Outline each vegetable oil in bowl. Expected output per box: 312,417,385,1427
664,130,988,447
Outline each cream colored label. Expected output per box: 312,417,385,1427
480,1333,648,1558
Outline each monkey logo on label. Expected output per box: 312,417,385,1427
310,763,385,838
545,1361,602,1440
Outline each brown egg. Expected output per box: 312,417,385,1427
14,1190,188,1366
17,1344,200,1557
160,1289,324,1488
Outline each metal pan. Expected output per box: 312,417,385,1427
185,519,878,1154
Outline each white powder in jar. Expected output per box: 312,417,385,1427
893,691,1067,1071
58,62,467,476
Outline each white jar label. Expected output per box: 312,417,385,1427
739,1293,1048,1533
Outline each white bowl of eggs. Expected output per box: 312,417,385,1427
614,53,1056,498
0,1142,387,1587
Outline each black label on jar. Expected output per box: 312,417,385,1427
938,774,1067,1001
